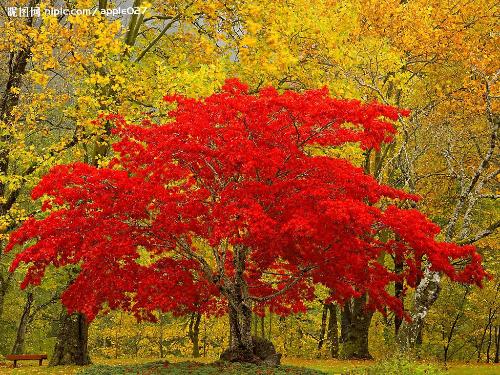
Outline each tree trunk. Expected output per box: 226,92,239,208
260,315,265,338
132,322,142,358
159,329,164,358
0,273,10,319
159,314,165,358
340,295,373,359
188,311,201,358
268,312,272,340
477,312,491,363
203,317,207,357
113,312,123,359
228,301,254,357
11,292,34,355
396,268,441,351
253,313,258,337
220,245,280,365
317,303,328,352
442,326,449,363
394,254,404,335
50,311,90,366
225,245,255,360
281,316,287,354
494,325,499,364
326,303,339,358
486,323,493,363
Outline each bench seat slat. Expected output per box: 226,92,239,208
6,354,48,360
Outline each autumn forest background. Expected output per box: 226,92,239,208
0,0,498,374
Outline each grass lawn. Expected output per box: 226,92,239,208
0,357,497,374
284,358,499,375
445,363,499,375
283,358,370,374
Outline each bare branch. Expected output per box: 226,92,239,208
251,265,316,303
457,220,500,245
135,15,181,62
176,237,215,283
445,74,499,241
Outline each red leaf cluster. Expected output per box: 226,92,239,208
6,79,486,321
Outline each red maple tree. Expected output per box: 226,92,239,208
6,79,486,362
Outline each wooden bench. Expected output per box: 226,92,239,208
5,354,48,368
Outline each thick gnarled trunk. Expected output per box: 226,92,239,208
340,295,373,359
227,299,254,359
50,311,90,366
225,245,255,360
219,246,280,365
223,302,281,365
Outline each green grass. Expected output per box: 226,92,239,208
284,357,499,375
283,358,369,374
0,357,497,375
445,363,499,375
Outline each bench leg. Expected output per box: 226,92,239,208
13,360,17,368
39,359,43,366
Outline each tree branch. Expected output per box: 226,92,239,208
251,266,315,302
457,220,500,245
135,15,181,63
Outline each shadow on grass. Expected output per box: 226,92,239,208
76,360,327,375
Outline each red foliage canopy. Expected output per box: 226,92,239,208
6,79,486,321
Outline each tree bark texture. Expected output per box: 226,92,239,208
50,311,90,366
188,311,201,358
397,268,441,351
340,295,373,359
327,303,339,358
